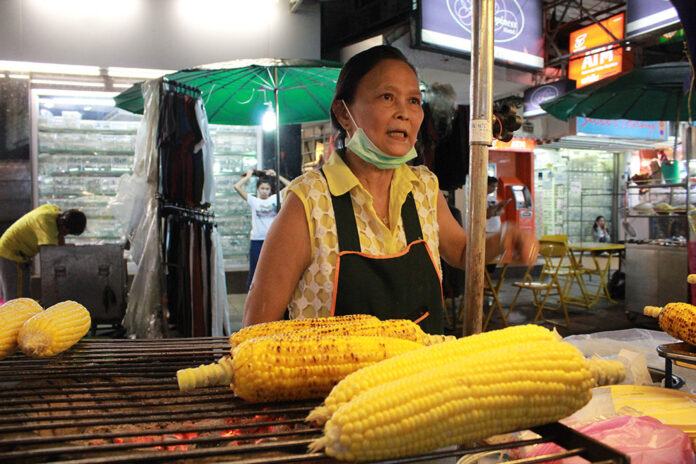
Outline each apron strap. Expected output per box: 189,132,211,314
321,168,425,252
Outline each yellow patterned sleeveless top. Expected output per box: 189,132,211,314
286,154,442,319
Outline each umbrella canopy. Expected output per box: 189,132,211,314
114,58,342,126
540,62,695,122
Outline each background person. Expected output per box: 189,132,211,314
592,215,611,243
0,205,86,300
234,168,291,290
485,176,511,274
242,45,537,334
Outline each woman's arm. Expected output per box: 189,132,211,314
437,192,504,269
242,191,312,326
265,169,292,187
234,169,253,201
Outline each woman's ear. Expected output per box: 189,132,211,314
331,100,352,133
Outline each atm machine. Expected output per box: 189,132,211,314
499,177,534,235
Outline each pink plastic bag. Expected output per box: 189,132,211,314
527,415,694,464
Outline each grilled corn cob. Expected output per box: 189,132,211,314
220,335,421,402
17,300,91,357
0,298,43,360
230,314,378,348
307,324,559,424
309,338,594,462
644,303,696,345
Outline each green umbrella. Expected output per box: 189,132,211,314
540,62,695,122
114,58,342,206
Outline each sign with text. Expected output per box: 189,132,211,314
626,0,679,38
576,117,668,140
420,0,543,69
523,80,574,117
490,138,536,151
568,13,625,88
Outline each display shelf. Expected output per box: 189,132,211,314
39,148,134,155
626,182,688,189
38,126,137,135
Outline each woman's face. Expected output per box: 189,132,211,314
341,59,423,158
257,182,272,199
597,217,605,227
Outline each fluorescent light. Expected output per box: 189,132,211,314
0,73,5,78
9,74,30,79
31,79,104,88
40,97,116,107
262,108,276,131
108,67,175,79
0,60,100,76
112,83,135,89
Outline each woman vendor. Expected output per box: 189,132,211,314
243,45,537,334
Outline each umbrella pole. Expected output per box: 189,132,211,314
274,68,281,211
673,93,682,161
464,0,494,336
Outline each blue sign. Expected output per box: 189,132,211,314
576,117,669,140
420,0,543,69
626,0,680,38
523,80,573,117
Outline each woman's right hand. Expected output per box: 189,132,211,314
245,169,254,178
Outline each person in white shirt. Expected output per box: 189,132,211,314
485,177,511,274
234,169,290,290
592,215,611,243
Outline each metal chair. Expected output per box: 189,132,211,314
482,262,509,331
507,241,573,327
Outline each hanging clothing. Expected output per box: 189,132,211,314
285,153,442,322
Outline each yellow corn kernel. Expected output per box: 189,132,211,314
231,335,422,403
288,319,453,346
18,300,91,357
587,357,626,386
0,298,43,360
309,339,594,462
644,303,696,345
177,355,234,391
306,324,559,424
230,314,378,348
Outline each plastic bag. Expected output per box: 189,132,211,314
526,415,694,464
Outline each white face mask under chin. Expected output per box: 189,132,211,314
342,100,417,170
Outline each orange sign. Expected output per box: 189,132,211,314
490,138,536,151
568,13,625,88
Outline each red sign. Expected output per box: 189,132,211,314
568,13,625,88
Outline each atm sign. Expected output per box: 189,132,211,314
568,13,625,88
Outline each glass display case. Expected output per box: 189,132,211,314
33,91,260,270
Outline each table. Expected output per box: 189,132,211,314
567,242,625,308
657,342,696,388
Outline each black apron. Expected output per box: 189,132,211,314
325,172,445,334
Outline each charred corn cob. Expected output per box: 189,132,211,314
288,319,454,346
644,303,696,345
224,335,421,402
17,300,91,357
230,314,378,348
0,298,43,360
309,338,594,462
307,324,559,424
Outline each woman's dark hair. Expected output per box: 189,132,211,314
62,209,87,235
331,45,418,151
593,215,605,231
256,176,276,194
487,176,498,186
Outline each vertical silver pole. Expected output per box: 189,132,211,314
274,67,281,210
464,0,495,336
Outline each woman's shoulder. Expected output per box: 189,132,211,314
407,164,439,191
288,170,327,197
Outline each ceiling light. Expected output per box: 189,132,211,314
31,79,104,87
262,108,276,132
0,60,100,76
112,83,135,89
40,97,116,107
108,67,175,79
9,74,30,79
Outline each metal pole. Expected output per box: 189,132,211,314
464,0,495,336
274,67,281,211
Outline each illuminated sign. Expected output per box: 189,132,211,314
420,0,544,69
626,0,679,38
523,80,573,117
568,13,625,88
576,117,668,140
491,138,536,151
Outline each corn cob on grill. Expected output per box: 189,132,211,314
307,324,559,424
0,298,43,360
644,303,696,346
309,329,595,462
178,334,422,402
17,300,91,357
229,314,378,348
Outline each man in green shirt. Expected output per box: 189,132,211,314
0,205,86,300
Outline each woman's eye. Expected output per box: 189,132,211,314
410,97,422,105
381,94,393,101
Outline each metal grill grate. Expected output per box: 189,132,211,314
0,338,629,463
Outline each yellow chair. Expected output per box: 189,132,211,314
506,241,573,327
483,262,509,331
